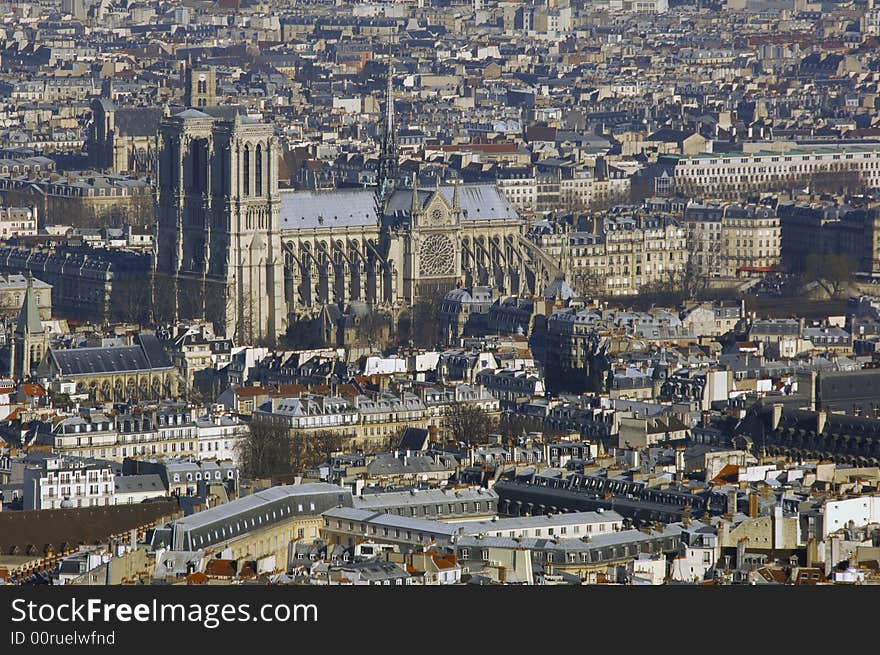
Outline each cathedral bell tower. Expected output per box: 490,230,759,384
156,110,285,344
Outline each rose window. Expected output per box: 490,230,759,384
419,234,455,276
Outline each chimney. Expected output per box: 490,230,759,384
674,446,685,475
771,403,783,431
748,492,759,518
726,489,737,517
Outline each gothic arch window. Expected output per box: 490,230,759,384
243,144,250,197
220,147,229,197
255,144,263,197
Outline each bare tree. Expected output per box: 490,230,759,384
805,254,856,298
408,293,444,348
498,413,544,442
441,402,497,446
237,419,292,479
571,268,607,298
290,430,347,474
358,310,392,348
111,276,152,325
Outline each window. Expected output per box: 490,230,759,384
255,144,263,196
243,144,250,196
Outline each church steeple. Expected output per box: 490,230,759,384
16,273,43,338
376,59,399,207
13,273,46,379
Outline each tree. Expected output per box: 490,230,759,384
571,268,607,298
804,254,856,298
290,430,347,474
282,317,326,349
637,246,707,306
237,419,291,479
408,294,444,348
111,276,152,325
441,402,497,446
151,271,178,326
497,412,544,443
358,310,391,348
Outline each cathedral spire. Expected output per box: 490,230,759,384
376,59,399,208
410,171,419,216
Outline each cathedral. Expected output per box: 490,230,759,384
154,71,554,343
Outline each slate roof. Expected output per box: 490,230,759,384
114,474,165,496
174,108,213,120
0,501,180,556
397,427,429,452
166,483,353,551
48,334,172,376
113,107,163,137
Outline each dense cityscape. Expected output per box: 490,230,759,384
0,0,879,589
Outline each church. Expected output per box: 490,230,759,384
154,71,554,343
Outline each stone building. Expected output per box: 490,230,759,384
527,213,688,297
155,109,552,343
0,245,152,324
37,333,179,402
778,201,880,275
719,203,781,278
674,144,880,199
155,109,286,345
87,98,163,176
151,484,353,573
184,67,216,109
0,169,154,229
0,273,51,321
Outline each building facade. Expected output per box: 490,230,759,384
156,109,553,343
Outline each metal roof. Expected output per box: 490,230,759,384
279,189,379,231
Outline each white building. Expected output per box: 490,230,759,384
113,474,166,504
670,522,720,582
821,496,880,539
23,454,116,510
0,206,37,238
196,413,249,464
674,145,880,199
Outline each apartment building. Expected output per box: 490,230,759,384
23,454,116,510
31,405,244,464
0,205,37,237
720,203,781,277
778,201,880,274
528,213,687,296
674,144,880,199
496,167,537,213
